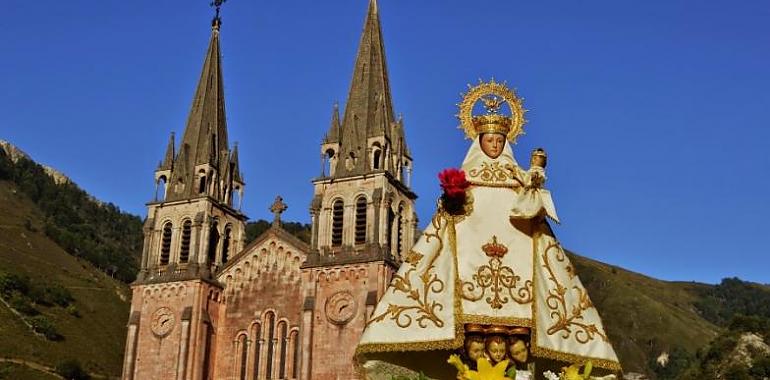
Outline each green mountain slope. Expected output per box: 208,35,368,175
0,180,130,378
570,252,719,376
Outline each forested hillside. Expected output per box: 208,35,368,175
0,148,142,282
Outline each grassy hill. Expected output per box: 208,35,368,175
571,252,719,376
0,179,130,379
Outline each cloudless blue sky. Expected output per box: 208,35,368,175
2,1,769,284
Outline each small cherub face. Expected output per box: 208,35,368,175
486,338,507,364
508,339,529,364
480,133,506,159
467,340,486,362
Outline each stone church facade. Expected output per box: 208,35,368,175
121,1,418,379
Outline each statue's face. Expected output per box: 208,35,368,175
509,340,529,364
467,341,486,362
480,133,505,159
487,340,507,363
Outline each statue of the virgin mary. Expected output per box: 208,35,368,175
356,80,621,380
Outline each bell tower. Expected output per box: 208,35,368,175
301,1,417,378
122,4,246,379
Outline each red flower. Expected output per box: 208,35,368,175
438,168,470,198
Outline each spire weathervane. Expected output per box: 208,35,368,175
210,0,226,28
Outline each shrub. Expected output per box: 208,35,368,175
8,293,38,316
55,359,90,380
29,315,62,341
0,272,30,296
66,304,81,318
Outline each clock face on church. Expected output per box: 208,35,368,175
151,307,176,337
325,291,358,325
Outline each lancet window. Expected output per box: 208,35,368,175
159,222,172,265
331,199,344,247
222,225,232,264
265,312,275,378
156,175,167,201
252,322,262,379
372,143,382,170
291,330,299,378
325,149,336,177
397,203,405,258
387,208,395,254
198,169,207,194
355,196,367,245
179,220,192,263
207,221,220,264
278,322,288,379
242,313,297,380
237,334,248,380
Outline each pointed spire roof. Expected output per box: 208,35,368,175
230,142,243,183
324,103,341,144
158,132,175,170
166,20,231,201
333,0,398,177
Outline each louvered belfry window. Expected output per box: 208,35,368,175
160,222,172,265
179,220,191,263
331,199,344,247
355,196,367,245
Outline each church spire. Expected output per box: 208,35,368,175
158,132,175,170
165,8,232,202
330,0,407,178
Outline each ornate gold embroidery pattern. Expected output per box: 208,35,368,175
461,236,533,309
530,222,622,372
541,241,609,344
468,162,518,183
404,250,423,266
356,210,466,356
366,213,449,329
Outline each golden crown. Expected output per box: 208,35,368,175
458,79,527,142
482,236,508,258
472,114,512,136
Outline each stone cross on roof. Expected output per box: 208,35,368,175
270,196,288,227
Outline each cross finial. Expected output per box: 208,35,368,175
270,196,288,227
210,0,226,29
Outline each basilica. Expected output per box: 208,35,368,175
121,1,417,379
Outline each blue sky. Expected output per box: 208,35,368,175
3,1,769,284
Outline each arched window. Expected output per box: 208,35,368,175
233,185,242,209
325,149,335,177
179,220,192,263
207,221,219,264
160,222,172,265
198,177,206,194
222,225,232,264
331,199,344,247
372,142,382,170
238,334,248,380
355,196,367,245
156,175,167,201
278,322,288,379
252,323,262,379
265,313,275,378
387,208,395,254
397,203,405,258
291,330,300,378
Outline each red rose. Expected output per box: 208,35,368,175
438,168,469,198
